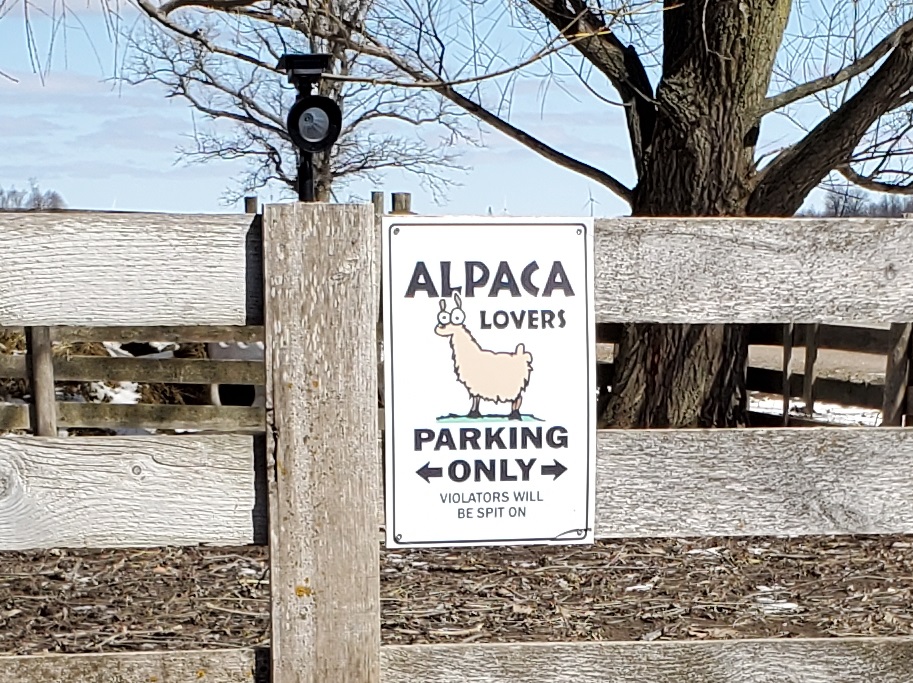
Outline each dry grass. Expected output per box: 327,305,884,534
2,535,912,655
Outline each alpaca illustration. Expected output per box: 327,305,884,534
434,293,533,420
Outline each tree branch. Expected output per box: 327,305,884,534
526,0,655,178
762,19,913,115
838,165,913,195
347,26,634,204
748,32,913,216
160,0,254,13
134,0,273,71
441,84,634,203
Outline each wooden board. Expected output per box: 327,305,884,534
264,202,381,683
2,425,912,545
25,327,56,436
0,434,263,550
0,213,262,326
881,323,912,426
0,355,26,379
0,648,261,683
6,214,913,327
0,403,29,431
595,427,913,537
3,638,912,683
53,324,264,344
748,323,891,355
0,402,266,433
594,218,913,323
382,636,913,682
54,356,264,385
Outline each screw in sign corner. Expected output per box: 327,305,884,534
382,215,596,548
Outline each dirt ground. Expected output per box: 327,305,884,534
2,535,912,655
749,345,887,384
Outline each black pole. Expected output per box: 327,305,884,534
298,153,315,202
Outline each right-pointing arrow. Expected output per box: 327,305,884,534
416,462,443,483
541,460,567,480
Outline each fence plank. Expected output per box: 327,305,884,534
25,327,56,436
3,639,912,683
0,355,26,379
264,203,380,683
594,218,913,322
0,648,261,683
1,426,912,542
53,325,264,344
56,403,265,432
747,323,891,353
802,323,820,415
596,427,913,537
781,323,793,425
0,434,262,550
6,215,913,327
0,402,266,433
881,323,912,426
0,403,28,431
54,356,264,385
381,637,913,682
0,213,262,326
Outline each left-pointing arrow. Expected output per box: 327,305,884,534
417,462,443,483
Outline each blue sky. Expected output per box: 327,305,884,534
0,1,832,216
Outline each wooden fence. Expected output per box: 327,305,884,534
2,209,913,681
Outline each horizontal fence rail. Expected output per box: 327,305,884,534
0,325,265,344
0,649,263,683
4,427,913,551
594,218,913,323
0,403,265,433
597,322,894,354
0,355,264,384
4,215,913,327
3,637,913,683
0,434,265,550
0,213,263,326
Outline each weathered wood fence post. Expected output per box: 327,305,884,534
263,202,380,683
25,326,56,436
391,192,412,214
882,322,912,427
802,323,819,416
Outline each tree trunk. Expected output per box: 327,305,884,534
604,324,749,428
603,0,792,429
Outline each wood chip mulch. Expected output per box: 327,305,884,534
1,535,912,655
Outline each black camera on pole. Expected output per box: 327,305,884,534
277,53,342,202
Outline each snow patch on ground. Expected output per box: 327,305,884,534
754,585,802,615
750,394,882,426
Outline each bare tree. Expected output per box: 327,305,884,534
1,0,127,83
0,179,66,210
132,0,913,427
124,1,472,202
803,182,913,217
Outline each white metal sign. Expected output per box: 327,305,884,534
382,216,596,548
